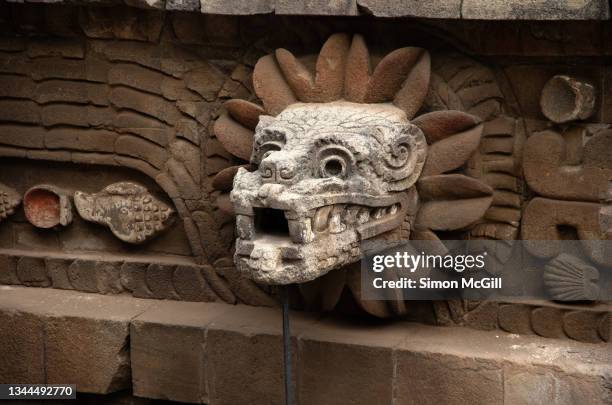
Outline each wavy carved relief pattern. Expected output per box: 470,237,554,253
0,7,276,306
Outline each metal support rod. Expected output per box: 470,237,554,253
281,286,293,405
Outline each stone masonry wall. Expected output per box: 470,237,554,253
0,2,610,345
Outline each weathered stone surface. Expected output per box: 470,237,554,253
44,296,152,393
540,75,595,123
416,174,493,231
115,135,168,169
0,308,46,384
166,0,199,11
523,130,612,202
0,289,610,401
0,254,19,285
45,258,73,290
172,264,217,301
462,0,610,20
67,259,99,292
16,256,50,287
0,182,21,223
498,304,534,335
357,0,460,18
213,112,254,161
276,0,358,16
205,306,318,405
0,125,45,149
131,301,230,403
0,100,39,124
0,287,154,392
200,0,274,14
299,318,404,405
396,351,503,405
120,262,152,298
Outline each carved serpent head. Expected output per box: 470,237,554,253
213,33,493,293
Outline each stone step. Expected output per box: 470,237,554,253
0,286,610,404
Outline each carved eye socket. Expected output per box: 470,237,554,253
317,145,353,179
255,142,283,163
320,156,347,178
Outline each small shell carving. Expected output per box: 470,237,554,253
24,185,73,228
543,253,600,301
74,182,174,244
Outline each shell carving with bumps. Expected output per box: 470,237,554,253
74,182,175,244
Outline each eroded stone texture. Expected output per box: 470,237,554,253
74,182,175,244
523,130,612,202
0,182,20,223
540,75,595,123
131,301,231,403
522,197,611,266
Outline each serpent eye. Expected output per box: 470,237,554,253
317,145,354,179
320,156,347,178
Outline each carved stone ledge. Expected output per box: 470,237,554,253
3,0,610,20
1,286,610,402
0,249,229,303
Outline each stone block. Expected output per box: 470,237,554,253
0,309,46,384
109,87,181,126
145,263,179,299
200,0,274,14
0,100,39,124
276,0,358,16
395,350,503,405
120,262,152,298
108,63,164,95
131,301,231,403
36,80,108,106
172,264,217,302
298,318,405,405
0,74,36,99
166,0,200,11
45,258,73,290
0,125,45,148
205,306,318,405
114,135,168,169
0,254,19,285
462,0,609,20
42,290,154,393
45,128,117,153
28,38,84,59
16,256,50,287
357,0,460,18
67,259,98,293
504,365,612,405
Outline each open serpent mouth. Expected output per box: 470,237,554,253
238,202,404,243
234,198,409,284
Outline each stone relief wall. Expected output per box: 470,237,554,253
0,3,609,345
0,3,275,306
